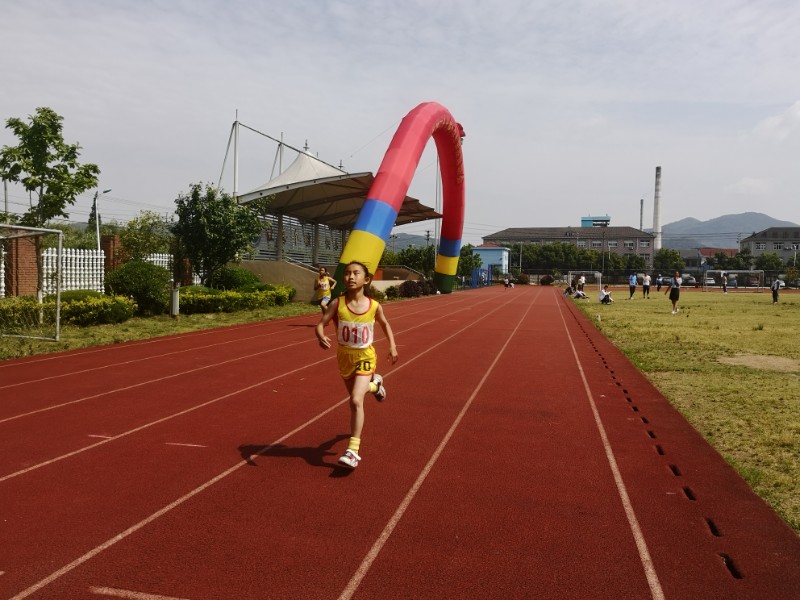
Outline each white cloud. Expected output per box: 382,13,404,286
725,177,773,196
2,0,800,243
752,101,800,142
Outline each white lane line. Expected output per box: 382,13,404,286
87,435,113,439
164,443,207,448
89,585,192,599
338,290,537,600
0,336,314,425
0,295,481,422
0,356,330,484
0,327,299,390
0,297,498,483
0,313,319,371
8,292,518,600
556,296,665,600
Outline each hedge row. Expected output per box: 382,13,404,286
178,285,295,314
0,295,136,327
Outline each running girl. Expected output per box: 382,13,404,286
313,267,337,314
315,261,398,469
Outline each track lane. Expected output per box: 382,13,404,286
1,287,798,599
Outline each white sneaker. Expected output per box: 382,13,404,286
338,449,361,469
372,373,387,402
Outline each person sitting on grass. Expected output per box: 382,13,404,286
599,285,613,304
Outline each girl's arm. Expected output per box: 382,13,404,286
315,298,338,349
328,276,337,289
375,304,398,364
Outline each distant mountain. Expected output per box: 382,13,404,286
658,212,798,249
388,232,430,251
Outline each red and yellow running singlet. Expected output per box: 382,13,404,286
335,298,378,349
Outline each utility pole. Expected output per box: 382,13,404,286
425,230,431,246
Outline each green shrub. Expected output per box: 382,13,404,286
385,286,400,299
57,289,105,302
0,296,57,326
61,296,137,326
517,273,530,285
370,287,387,303
209,266,261,290
399,280,422,298
105,259,171,315
540,274,554,286
178,285,295,314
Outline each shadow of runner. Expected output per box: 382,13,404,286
239,434,353,476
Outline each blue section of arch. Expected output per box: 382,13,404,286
438,236,461,257
352,199,397,240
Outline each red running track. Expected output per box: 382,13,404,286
1,286,798,599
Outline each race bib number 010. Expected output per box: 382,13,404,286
337,319,374,348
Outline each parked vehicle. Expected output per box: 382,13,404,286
704,276,716,286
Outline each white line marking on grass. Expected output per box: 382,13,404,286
338,291,535,600
89,586,192,599
556,295,665,600
7,291,518,600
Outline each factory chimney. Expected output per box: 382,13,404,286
653,166,662,252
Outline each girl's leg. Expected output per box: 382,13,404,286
345,375,371,441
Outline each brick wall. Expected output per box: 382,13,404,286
5,234,38,296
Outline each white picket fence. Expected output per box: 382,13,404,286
0,249,189,297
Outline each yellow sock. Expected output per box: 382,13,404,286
348,437,361,454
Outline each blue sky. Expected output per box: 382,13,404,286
2,0,799,245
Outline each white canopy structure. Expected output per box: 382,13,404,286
236,149,440,229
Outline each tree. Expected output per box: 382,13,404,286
0,107,99,227
172,183,262,286
653,248,685,273
397,244,435,276
0,107,100,297
755,252,783,272
120,210,173,260
457,244,482,278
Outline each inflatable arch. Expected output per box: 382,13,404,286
332,102,465,295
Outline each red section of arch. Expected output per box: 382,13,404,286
369,102,464,239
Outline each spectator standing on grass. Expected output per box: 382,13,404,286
666,271,682,314
722,273,728,294
656,274,663,292
642,273,651,298
599,285,613,304
628,272,637,300
578,273,586,292
771,278,781,304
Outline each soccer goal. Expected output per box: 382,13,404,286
0,224,64,341
567,271,604,290
702,269,764,292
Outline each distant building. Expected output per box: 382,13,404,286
482,226,655,265
681,247,739,270
472,243,510,275
740,227,800,264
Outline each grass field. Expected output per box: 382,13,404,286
2,287,798,533
572,286,799,532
